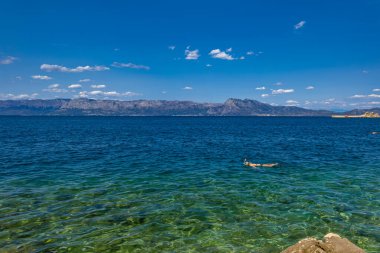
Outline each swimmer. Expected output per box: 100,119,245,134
261,163,279,168
371,131,380,135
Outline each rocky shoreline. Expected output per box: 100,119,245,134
282,233,365,253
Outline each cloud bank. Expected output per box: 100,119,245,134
112,62,150,70
0,93,38,100
31,75,52,80
68,84,82,89
272,89,295,94
78,90,140,98
91,84,106,89
41,64,109,73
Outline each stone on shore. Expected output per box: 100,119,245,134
281,233,365,253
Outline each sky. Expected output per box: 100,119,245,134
0,0,380,110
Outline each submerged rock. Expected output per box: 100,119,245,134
281,233,365,253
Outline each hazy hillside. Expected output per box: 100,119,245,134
0,98,378,116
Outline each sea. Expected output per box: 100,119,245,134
0,116,379,253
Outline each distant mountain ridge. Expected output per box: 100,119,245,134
0,98,379,116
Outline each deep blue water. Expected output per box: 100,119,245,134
0,117,379,252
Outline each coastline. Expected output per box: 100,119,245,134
1,98,379,116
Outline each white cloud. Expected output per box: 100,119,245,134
373,88,380,92
246,51,254,55
78,90,140,98
261,94,269,98
209,49,235,60
161,91,167,94
362,70,369,74
239,56,245,60
301,98,349,109
49,84,60,88
68,84,82,89
43,84,67,93
79,78,91,83
41,64,109,73
306,86,315,90
185,49,200,60
183,86,193,90
294,20,306,30
350,94,380,99
111,62,150,70
286,100,299,106
226,48,232,52
273,82,283,86
78,91,88,97
209,49,220,55
103,91,120,96
31,75,52,80
89,90,103,95
206,64,212,67
256,86,266,90
15,76,22,80
123,91,140,97
272,89,295,94
0,56,17,65
349,101,380,108
350,94,366,98
168,45,176,50
0,93,38,100
91,84,106,89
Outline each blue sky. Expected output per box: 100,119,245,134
1,0,380,109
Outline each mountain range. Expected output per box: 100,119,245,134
0,98,379,116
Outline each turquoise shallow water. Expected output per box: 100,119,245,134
0,116,379,252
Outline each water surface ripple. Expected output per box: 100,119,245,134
0,117,379,252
